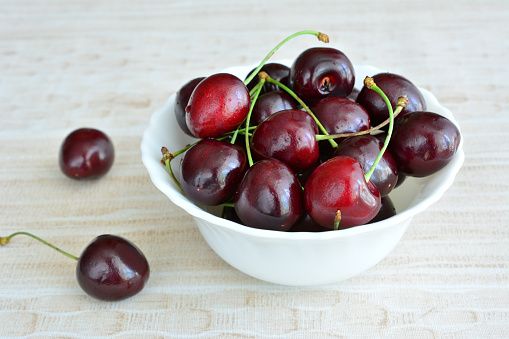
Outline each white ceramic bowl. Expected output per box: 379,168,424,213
141,61,464,286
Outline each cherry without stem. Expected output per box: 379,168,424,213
59,128,114,180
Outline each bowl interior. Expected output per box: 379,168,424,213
141,61,464,240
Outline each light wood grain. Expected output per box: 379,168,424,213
1,0,508,337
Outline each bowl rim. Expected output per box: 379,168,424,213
141,61,465,241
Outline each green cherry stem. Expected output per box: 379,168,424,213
333,210,342,231
363,77,396,183
1,232,79,261
249,81,264,98
314,96,408,141
243,30,329,86
161,144,196,190
245,76,266,167
264,76,338,149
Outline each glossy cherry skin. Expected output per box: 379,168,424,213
245,62,290,94
304,156,381,229
250,109,319,174
234,158,304,231
310,97,371,159
250,91,298,126
356,72,426,127
186,73,250,138
289,47,355,104
368,196,396,223
332,134,398,197
76,235,150,301
59,128,114,180
180,139,248,206
175,77,205,136
389,111,461,177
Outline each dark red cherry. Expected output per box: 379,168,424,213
395,172,407,188
310,97,370,159
174,77,205,136
234,158,304,231
368,196,396,223
59,128,114,180
332,134,398,197
185,73,250,138
180,139,248,206
76,235,150,301
288,213,330,232
245,62,290,94
389,111,461,177
356,72,426,127
289,47,355,104
250,91,298,126
222,206,245,225
250,109,319,174
304,156,381,229
296,160,319,187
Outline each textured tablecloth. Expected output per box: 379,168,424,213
1,1,508,338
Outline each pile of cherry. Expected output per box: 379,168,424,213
164,30,461,232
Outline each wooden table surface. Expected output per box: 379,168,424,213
1,1,508,338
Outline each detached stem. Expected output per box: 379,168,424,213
363,77,395,183
244,30,329,86
1,232,79,261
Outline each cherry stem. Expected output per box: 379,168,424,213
264,76,338,149
1,232,79,261
161,144,196,190
363,77,396,183
161,125,258,190
314,97,407,141
333,210,342,231
243,30,329,86
245,76,266,167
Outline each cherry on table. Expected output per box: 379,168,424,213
1,232,150,301
59,128,114,180
77,234,150,301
